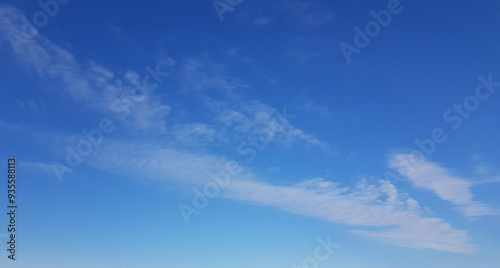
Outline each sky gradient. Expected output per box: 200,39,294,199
0,0,500,267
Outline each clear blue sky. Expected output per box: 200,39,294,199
1,0,500,267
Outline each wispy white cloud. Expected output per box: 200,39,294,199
0,5,170,133
53,137,471,254
0,4,476,255
2,4,332,154
170,123,217,147
15,98,46,113
474,164,490,175
176,57,333,152
18,124,473,254
351,218,473,253
216,99,332,152
227,177,473,253
389,153,499,217
177,56,248,94
292,96,335,120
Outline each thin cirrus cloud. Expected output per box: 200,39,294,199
9,101,474,254
0,3,478,256
0,5,170,133
389,153,499,217
175,56,333,152
226,178,473,253
2,2,333,154
0,4,332,155
39,135,472,254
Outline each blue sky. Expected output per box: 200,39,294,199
0,0,500,267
